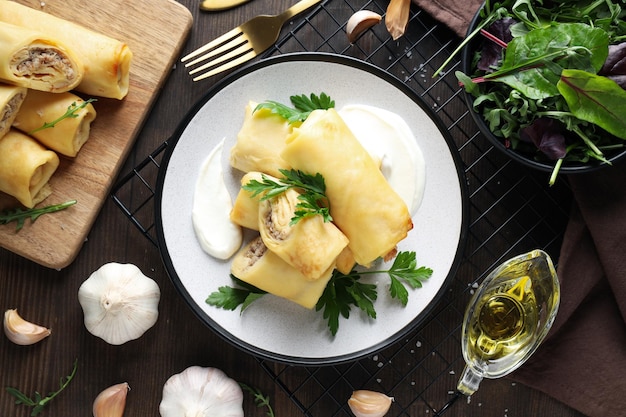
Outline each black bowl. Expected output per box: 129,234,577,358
460,4,626,175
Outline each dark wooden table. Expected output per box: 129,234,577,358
0,0,589,416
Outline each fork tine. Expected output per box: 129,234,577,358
188,41,253,75
181,27,243,63
192,50,257,81
185,35,248,68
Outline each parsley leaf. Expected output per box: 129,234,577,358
207,252,432,336
254,93,335,123
0,200,77,231
242,169,331,224
206,276,267,314
318,251,432,334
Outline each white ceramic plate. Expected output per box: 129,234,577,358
156,53,467,365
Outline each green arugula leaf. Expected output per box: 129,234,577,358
0,200,77,231
6,359,78,416
254,93,335,123
242,169,332,224
29,99,97,134
239,383,275,417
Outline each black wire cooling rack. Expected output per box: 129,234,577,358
112,0,573,415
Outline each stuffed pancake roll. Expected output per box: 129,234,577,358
258,188,349,280
230,101,293,177
281,109,413,267
230,236,334,309
0,1,132,99
0,21,83,93
0,83,27,138
230,171,264,230
0,129,59,208
12,90,96,157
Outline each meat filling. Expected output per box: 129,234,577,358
12,46,78,86
243,237,268,268
0,90,26,131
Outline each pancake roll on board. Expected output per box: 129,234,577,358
0,20,83,92
0,0,133,99
12,90,97,157
0,83,26,137
0,129,59,208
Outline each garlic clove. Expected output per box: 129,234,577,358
3,309,51,345
348,390,394,417
159,366,244,417
346,10,382,43
93,382,129,417
78,263,160,345
385,0,411,40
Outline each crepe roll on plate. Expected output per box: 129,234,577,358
0,83,27,138
231,236,334,309
0,128,59,208
281,109,413,267
0,21,83,93
230,171,264,230
259,188,348,280
230,101,293,177
0,1,133,99
12,90,96,157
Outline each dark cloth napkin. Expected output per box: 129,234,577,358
411,0,626,416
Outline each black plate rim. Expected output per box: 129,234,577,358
154,52,470,366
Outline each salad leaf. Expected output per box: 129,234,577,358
453,0,626,184
479,23,609,99
557,69,626,139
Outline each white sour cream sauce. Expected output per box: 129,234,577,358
192,138,243,259
192,105,426,260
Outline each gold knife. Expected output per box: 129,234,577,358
200,0,253,11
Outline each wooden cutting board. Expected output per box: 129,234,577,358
0,0,193,268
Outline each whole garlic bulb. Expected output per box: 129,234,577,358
159,366,244,417
78,262,160,345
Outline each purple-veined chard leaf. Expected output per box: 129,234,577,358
557,69,626,140
481,23,609,100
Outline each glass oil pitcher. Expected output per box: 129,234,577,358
456,249,561,396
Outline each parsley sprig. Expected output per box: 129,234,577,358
29,99,97,135
0,200,77,231
316,251,433,335
6,358,78,416
206,252,433,336
243,169,331,225
254,93,335,124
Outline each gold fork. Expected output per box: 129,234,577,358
182,0,323,81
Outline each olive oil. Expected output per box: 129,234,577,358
457,250,560,396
